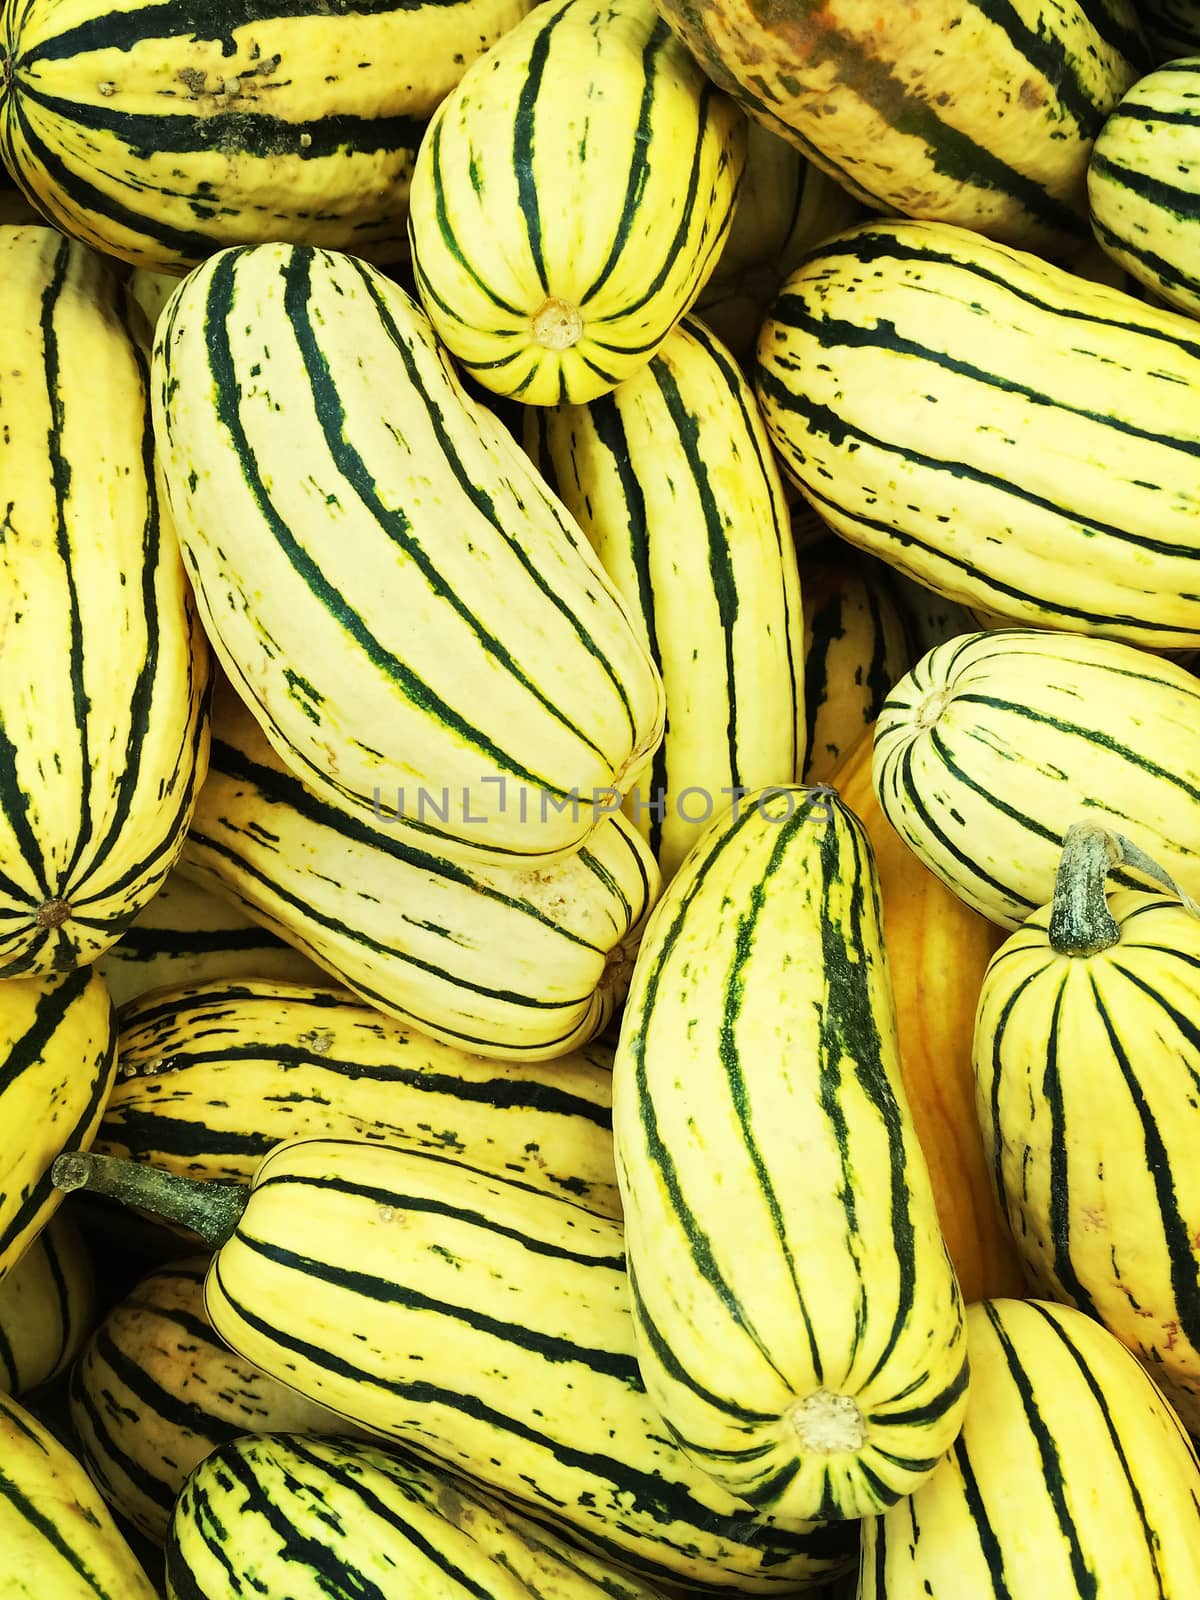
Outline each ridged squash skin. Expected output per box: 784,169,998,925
694,121,861,361
872,630,1200,929
525,316,806,882
799,553,912,785
69,1257,343,1543
652,0,1139,250
756,218,1200,648
98,978,622,1216
612,787,967,1523
832,735,1021,1306
859,1298,1200,1596
407,0,746,406
180,687,660,1061
0,967,116,1280
0,1211,95,1396
168,1434,674,1600
0,0,534,273
153,241,664,865
974,859,1200,1431
95,870,324,1011
193,1137,855,1591
1089,61,1200,317
0,1389,158,1598
0,226,210,974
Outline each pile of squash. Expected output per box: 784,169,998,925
1,0,1200,1594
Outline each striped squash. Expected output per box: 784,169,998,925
180,684,659,1060
755,218,1200,649
168,1433,673,1600
96,871,323,1012
693,121,862,361
0,1211,95,1397
0,1388,157,1598
800,551,912,785
872,629,1200,929
407,0,746,406
884,575,978,658
125,268,176,346
0,967,116,1281
524,316,806,881
612,787,967,1523
1141,0,1200,62
652,0,1139,251
860,1298,1200,1596
153,240,664,865
974,822,1200,1431
98,978,621,1216
832,735,1021,1306
56,1141,856,1592
69,1257,343,1543
0,0,534,274
1089,61,1200,317
0,227,210,975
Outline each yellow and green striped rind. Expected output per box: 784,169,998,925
0,1389,158,1598
799,551,912,785
0,0,535,274
203,1136,856,1592
407,0,746,406
755,217,1200,648
525,316,806,882
652,0,1139,250
1140,0,1200,62
97,977,622,1216
1088,60,1200,317
0,967,116,1280
859,1297,1200,1596
95,870,324,1012
153,240,664,865
693,122,862,361
180,686,660,1062
68,1257,343,1544
0,226,210,975
167,1433,676,1600
974,887,1200,1432
611,787,967,1524
871,629,1200,929
0,1211,95,1396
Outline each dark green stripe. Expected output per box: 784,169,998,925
70,1365,178,1514
511,2,571,296
1090,213,1197,302
88,1323,243,1451
39,1220,75,1378
951,1431,1014,1597
422,116,524,320
0,966,95,1097
0,1451,123,1596
1090,149,1200,222
108,923,289,959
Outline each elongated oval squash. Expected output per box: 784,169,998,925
55,1142,856,1593
831,735,1021,1305
653,0,1139,251
154,241,664,865
95,870,324,1011
872,629,1200,928
0,1389,157,1598
1089,61,1200,317
860,1297,1200,1596
168,1433,674,1600
612,787,967,1523
98,978,621,1216
0,1211,95,1396
974,823,1200,1431
525,316,806,881
69,1257,343,1543
0,967,116,1281
0,226,209,974
0,0,533,273
800,552,912,784
756,218,1200,648
180,686,659,1061
407,0,746,406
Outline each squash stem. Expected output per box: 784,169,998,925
1048,823,1199,957
51,1151,246,1249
